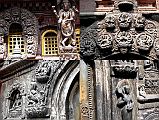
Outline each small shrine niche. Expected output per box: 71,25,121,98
9,89,22,110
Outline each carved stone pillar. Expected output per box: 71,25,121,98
80,60,95,120
0,35,6,59
94,60,112,120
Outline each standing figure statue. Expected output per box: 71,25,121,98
53,1,78,49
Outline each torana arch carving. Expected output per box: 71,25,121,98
80,0,159,60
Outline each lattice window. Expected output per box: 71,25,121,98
75,29,80,53
8,23,25,55
8,35,25,55
42,30,58,56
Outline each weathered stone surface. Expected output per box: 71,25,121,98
0,60,79,120
80,0,159,60
80,60,159,120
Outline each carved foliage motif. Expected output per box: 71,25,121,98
97,30,112,49
137,33,154,51
0,7,38,58
115,31,132,53
80,30,96,59
0,35,5,59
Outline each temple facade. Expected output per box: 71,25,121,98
0,0,80,60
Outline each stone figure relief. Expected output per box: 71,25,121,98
26,61,62,118
118,13,132,30
80,0,159,60
115,83,133,120
9,90,22,110
28,81,45,106
4,82,25,119
35,61,51,83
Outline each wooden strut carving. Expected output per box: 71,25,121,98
52,0,79,60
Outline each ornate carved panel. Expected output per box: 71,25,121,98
0,7,38,59
26,60,62,118
81,0,159,60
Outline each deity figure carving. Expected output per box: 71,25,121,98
105,14,116,30
9,91,22,110
5,82,24,118
116,85,133,120
134,14,145,31
28,81,45,106
53,1,78,50
35,61,51,83
118,13,132,30
26,80,50,118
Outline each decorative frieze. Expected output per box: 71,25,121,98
111,60,138,78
